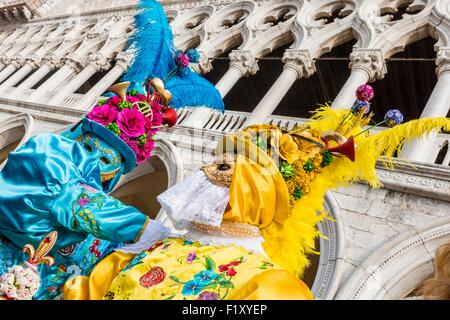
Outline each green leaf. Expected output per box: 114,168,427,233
217,273,226,282
205,256,216,271
203,282,218,290
218,281,234,289
169,275,184,284
163,294,176,300
97,201,103,210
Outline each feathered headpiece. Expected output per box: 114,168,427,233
217,85,450,277
120,0,224,111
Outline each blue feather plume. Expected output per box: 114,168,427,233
121,0,224,111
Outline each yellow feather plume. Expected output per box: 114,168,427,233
262,106,450,277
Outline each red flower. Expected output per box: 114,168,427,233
230,261,240,266
226,268,237,277
94,251,101,258
140,266,166,288
218,264,229,272
93,239,100,246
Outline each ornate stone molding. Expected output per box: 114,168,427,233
282,49,316,79
228,49,259,77
376,160,450,202
349,49,387,82
336,217,450,300
435,49,450,77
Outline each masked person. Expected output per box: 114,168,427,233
63,91,450,300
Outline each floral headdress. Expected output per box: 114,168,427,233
86,78,177,165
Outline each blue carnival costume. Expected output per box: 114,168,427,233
0,0,223,300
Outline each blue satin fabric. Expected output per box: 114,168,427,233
0,133,148,299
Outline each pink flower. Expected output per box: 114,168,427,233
145,112,163,136
119,133,140,155
108,95,122,106
77,196,90,207
176,53,190,68
137,94,147,101
137,140,154,164
117,107,146,137
127,96,140,104
86,105,118,126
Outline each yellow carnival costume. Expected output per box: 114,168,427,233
64,97,450,300
64,152,313,300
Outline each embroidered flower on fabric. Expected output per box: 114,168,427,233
187,251,196,264
181,279,204,296
139,266,166,288
197,291,219,300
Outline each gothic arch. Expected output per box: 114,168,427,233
336,217,450,300
172,6,215,51
0,113,35,170
240,0,301,58
311,192,346,299
197,1,255,59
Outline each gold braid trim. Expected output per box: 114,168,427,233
101,167,121,182
192,221,261,239
126,216,150,245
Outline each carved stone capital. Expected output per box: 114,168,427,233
10,55,24,68
228,50,259,77
64,53,89,72
349,49,386,82
0,55,10,65
282,49,316,79
42,54,62,70
115,51,133,70
25,54,42,69
435,49,450,77
89,53,111,72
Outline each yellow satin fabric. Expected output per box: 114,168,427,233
223,155,290,228
64,238,313,300
64,251,134,300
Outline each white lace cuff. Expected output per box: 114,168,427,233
157,170,230,230
116,220,170,254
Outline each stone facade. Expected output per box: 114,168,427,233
0,0,449,300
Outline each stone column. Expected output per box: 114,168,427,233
11,55,59,97
27,53,86,102
48,53,111,106
183,50,259,129
74,52,132,110
244,50,316,126
215,50,259,98
331,49,386,109
401,49,450,162
0,55,41,92
0,60,22,84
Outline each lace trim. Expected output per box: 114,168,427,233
183,229,267,256
157,170,229,229
117,220,170,254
